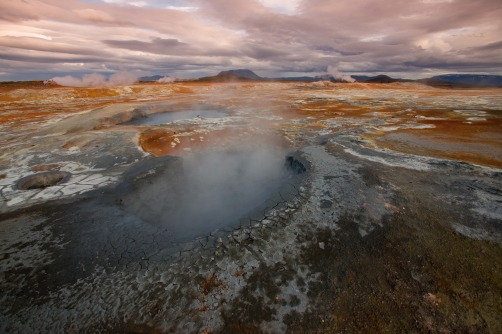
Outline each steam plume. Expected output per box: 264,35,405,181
327,65,355,82
157,76,176,83
122,147,291,239
51,71,137,87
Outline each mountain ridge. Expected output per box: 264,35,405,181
218,69,261,80
140,70,502,87
432,74,502,86
197,73,254,82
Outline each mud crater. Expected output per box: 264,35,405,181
17,171,70,190
117,150,306,240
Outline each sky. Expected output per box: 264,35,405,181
0,0,501,81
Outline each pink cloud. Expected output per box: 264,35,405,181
0,0,501,80
73,8,118,24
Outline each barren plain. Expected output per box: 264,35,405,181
1,81,502,333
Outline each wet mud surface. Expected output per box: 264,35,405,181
124,109,228,126
0,82,501,333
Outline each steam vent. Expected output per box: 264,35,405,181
1,81,502,334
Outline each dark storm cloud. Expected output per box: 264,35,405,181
103,37,239,57
103,38,192,55
0,36,112,57
312,45,364,56
475,40,502,51
240,43,288,59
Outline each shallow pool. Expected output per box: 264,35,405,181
126,109,228,125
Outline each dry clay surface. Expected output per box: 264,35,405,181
1,82,502,333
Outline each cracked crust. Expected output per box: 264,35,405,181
1,82,502,333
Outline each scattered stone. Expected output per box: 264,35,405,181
199,274,222,295
199,326,211,334
234,233,249,243
232,269,244,277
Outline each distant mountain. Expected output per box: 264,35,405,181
219,69,261,80
363,75,398,83
197,73,253,82
197,70,400,83
415,78,464,87
431,74,502,86
314,74,332,81
274,76,316,81
0,80,45,88
139,75,164,82
351,75,372,82
192,71,502,86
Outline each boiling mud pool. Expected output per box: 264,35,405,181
121,148,305,240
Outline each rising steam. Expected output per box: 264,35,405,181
51,71,137,87
157,76,176,83
122,146,292,239
327,65,355,82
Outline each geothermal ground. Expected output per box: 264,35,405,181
1,80,502,333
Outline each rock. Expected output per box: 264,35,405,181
199,326,211,334
234,233,249,243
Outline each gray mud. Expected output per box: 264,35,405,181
124,109,228,126
1,99,502,333
111,149,307,241
2,134,502,333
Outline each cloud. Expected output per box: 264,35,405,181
1,0,502,80
0,50,103,64
74,9,118,24
240,43,288,59
0,31,52,40
312,45,364,56
51,71,137,87
475,40,502,51
166,6,197,12
103,37,191,55
102,37,239,57
0,0,39,22
417,36,453,53
0,36,111,57
103,0,145,6
257,0,301,14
